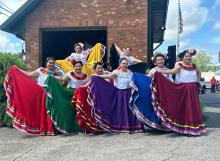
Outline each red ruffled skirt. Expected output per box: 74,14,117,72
4,66,54,135
73,87,103,134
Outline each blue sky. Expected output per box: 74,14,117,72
0,0,220,65
157,0,220,65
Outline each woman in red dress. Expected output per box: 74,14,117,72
72,62,107,134
4,57,62,135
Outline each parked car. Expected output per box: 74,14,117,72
199,78,206,94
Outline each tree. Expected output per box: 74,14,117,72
193,51,214,72
0,52,26,127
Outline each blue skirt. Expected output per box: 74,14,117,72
130,73,164,130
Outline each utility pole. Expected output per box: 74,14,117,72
219,51,220,63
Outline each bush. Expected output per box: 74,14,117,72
0,52,26,127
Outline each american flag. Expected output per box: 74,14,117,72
178,0,183,34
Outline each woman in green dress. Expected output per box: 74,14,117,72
45,61,88,133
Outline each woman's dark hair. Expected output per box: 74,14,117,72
74,43,81,49
119,57,128,64
73,61,83,67
93,62,103,70
46,57,55,63
178,50,189,60
124,47,132,52
154,53,166,62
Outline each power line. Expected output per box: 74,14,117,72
0,1,14,13
0,5,13,14
0,10,9,17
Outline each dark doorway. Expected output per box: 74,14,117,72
41,27,107,66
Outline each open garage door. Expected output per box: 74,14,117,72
40,27,107,66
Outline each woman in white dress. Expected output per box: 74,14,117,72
152,49,206,135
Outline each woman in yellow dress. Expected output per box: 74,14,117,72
56,43,105,76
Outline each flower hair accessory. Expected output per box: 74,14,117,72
188,49,197,56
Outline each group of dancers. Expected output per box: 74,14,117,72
3,42,206,136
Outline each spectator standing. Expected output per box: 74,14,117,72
210,77,217,93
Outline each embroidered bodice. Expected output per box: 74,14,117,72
36,67,63,87
175,63,198,84
113,69,133,89
66,71,87,88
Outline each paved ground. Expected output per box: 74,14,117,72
0,93,220,161
200,92,220,108
200,92,220,128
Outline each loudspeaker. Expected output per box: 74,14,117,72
166,45,176,69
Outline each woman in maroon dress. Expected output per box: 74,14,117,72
152,49,206,135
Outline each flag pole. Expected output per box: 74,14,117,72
177,0,180,55
177,0,183,55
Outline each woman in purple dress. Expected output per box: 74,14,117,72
88,58,143,133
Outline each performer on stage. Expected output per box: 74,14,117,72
88,58,143,133
114,43,142,66
152,49,206,135
109,43,147,74
66,43,88,65
56,43,105,76
55,43,87,73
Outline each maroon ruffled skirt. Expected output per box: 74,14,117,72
152,72,206,135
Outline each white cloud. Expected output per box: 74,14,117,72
0,1,26,52
213,21,220,31
0,31,10,48
0,31,23,53
165,0,208,40
0,0,27,24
